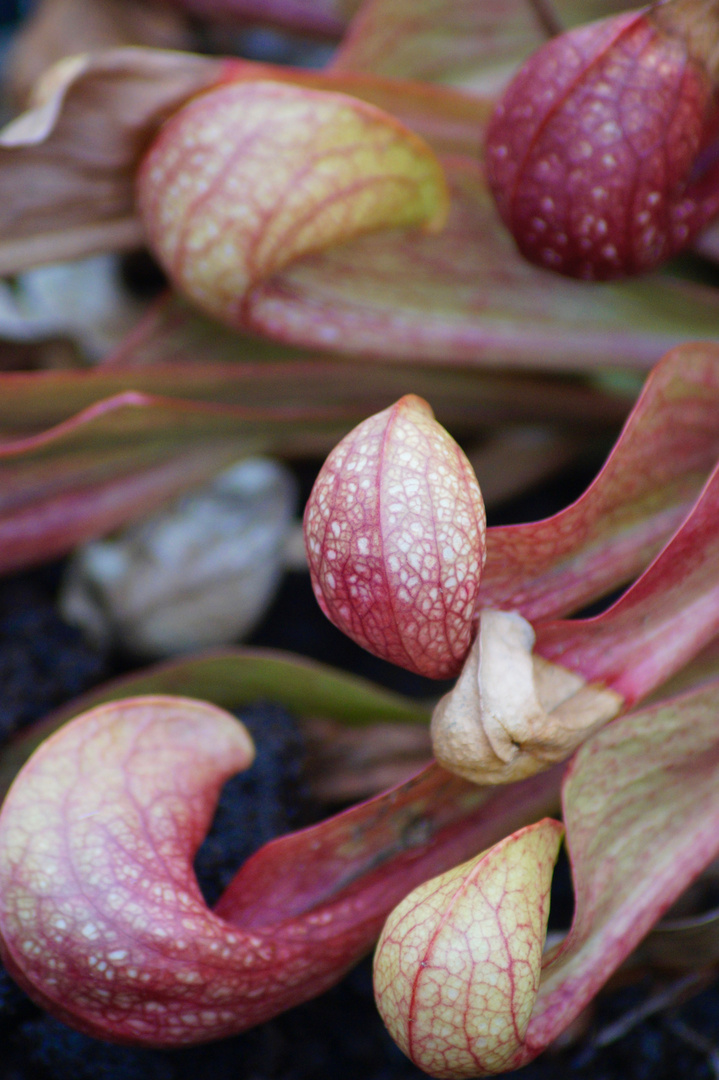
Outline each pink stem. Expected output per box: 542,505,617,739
535,459,719,706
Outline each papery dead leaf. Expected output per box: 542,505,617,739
434,415,719,787
5,0,193,108
0,49,224,275
0,48,485,276
430,609,622,786
429,345,719,787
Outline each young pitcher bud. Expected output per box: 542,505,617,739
303,396,486,680
136,79,448,327
374,820,563,1078
486,5,719,280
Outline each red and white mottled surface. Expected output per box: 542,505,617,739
486,10,719,279
304,395,486,679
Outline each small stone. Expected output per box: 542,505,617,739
59,458,297,657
